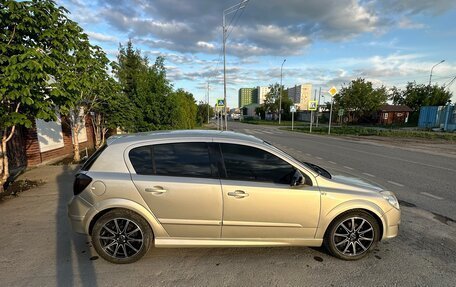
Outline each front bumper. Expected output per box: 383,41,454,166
67,195,92,234
383,207,401,239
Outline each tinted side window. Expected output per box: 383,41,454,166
129,146,154,175
153,143,213,178
221,143,295,184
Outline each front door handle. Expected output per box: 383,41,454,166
227,190,249,198
145,186,168,195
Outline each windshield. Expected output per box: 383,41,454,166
302,162,332,179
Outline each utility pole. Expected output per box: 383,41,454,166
328,98,334,135
316,87,321,127
206,82,210,124
223,0,249,131
278,59,286,124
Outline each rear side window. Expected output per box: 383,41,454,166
220,143,295,184
129,146,153,175
81,145,107,171
129,142,214,178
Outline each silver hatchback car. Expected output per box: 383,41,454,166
68,130,400,263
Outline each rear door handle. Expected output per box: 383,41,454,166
145,186,168,195
227,190,249,198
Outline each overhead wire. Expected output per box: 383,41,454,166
205,1,250,104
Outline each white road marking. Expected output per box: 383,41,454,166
250,130,263,134
305,153,312,156
343,166,354,170
328,161,337,164
420,192,443,200
262,130,274,134
362,172,375,177
316,156,323,160
387,180,404,187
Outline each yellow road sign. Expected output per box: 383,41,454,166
328,86,337,97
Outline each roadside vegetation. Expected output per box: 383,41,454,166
287,126,456,141
0,0,211,192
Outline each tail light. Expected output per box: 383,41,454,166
73,173,92,195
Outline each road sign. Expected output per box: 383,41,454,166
338,109,344,116
328,86,337,97
290,106,296,113
216,99,225,107
308,100,317,111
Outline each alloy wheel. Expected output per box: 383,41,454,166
98,218,144,259
332,217,374,256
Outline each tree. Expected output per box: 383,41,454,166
262,83,292,120
90,76,136,148
390,82,452,110
196,102,214,125
114,43,176,131
55,36,113,162
0,0,82,190
255,105,266,119
335,78,388,123
169,89,197,129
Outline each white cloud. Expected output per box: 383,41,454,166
86,31,118,43
398,18,426,29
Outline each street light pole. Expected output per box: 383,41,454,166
223,0,248,131
278,59,286,124
429,60,445,86
428,60,445,105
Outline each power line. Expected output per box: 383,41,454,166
205,0,251,103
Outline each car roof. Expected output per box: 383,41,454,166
106,130,264,146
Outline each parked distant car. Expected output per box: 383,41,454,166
68,130,400,263
231,113,241,120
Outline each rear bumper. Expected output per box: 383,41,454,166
382,207,401,240
67,195,92,234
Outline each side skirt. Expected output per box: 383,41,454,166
154,238,323,248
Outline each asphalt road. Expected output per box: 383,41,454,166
228,121,456,221
0,129,455,287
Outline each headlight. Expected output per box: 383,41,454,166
381,191,400,210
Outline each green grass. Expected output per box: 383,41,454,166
286,126,456,141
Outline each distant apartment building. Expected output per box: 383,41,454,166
257,86,270,105
238,88,258,108
287,84,312,110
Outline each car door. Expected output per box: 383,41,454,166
219,143,320,239
128,142,223,238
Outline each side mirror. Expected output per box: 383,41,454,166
290,170,304,186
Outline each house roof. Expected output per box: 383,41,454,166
379,104,413,112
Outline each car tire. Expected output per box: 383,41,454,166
92,209,153,264
324,210,380,260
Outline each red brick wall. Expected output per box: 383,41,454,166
25,115,96,166
6,127,27,170
25,125,41,166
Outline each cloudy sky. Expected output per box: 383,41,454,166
58,0,456,107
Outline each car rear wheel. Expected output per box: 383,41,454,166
92,209,153,264
324,210,380,260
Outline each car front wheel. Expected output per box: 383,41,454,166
92,209,153,264
324,210,380,260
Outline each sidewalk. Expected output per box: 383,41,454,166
0,164,99,287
